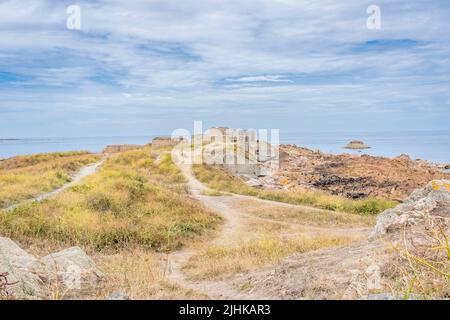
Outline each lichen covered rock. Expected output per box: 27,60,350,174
0,239,104,299
370,180,450,239
41,246,105,296
0,237,44,298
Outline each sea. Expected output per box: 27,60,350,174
282,130,450,164
1,130,450,165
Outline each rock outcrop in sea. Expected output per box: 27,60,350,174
344,140,371,150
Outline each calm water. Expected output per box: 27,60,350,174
0,136,155,159
1,130,449,164
281,130,450,164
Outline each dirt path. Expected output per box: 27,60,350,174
5,160,104,212
168,162,266,299
167,152,371,299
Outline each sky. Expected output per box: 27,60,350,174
0,0,449,138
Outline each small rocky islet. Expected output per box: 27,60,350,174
344,140,371,150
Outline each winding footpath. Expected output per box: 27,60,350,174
168,161,260,299
167,151,370,299
4,160,104,212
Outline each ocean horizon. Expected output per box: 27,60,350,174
1,130,449,164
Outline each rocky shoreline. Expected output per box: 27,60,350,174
249,144,450,201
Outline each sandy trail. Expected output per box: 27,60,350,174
4,159,104,212
168,162,262,299
167,152,370,299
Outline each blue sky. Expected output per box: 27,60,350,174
0,0,449,137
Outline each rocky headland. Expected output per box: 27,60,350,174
254,145,450,201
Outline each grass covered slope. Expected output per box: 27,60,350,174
0,151,100,209
184,234,358,281
193,164,397,215
0,148,220,251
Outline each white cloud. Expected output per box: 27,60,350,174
227,75,293,83
0,0,449,136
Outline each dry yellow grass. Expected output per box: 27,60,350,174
232,199,375,227
0,147,221,252
89,248,207,300
22,244,207,300
386,227,450,299
173,158,373,283
182,198,364,281
183,235,357,281
200,190,227,196
0,151,100,209
0,147,223,299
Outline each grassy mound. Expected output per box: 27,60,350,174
0,148,220,251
